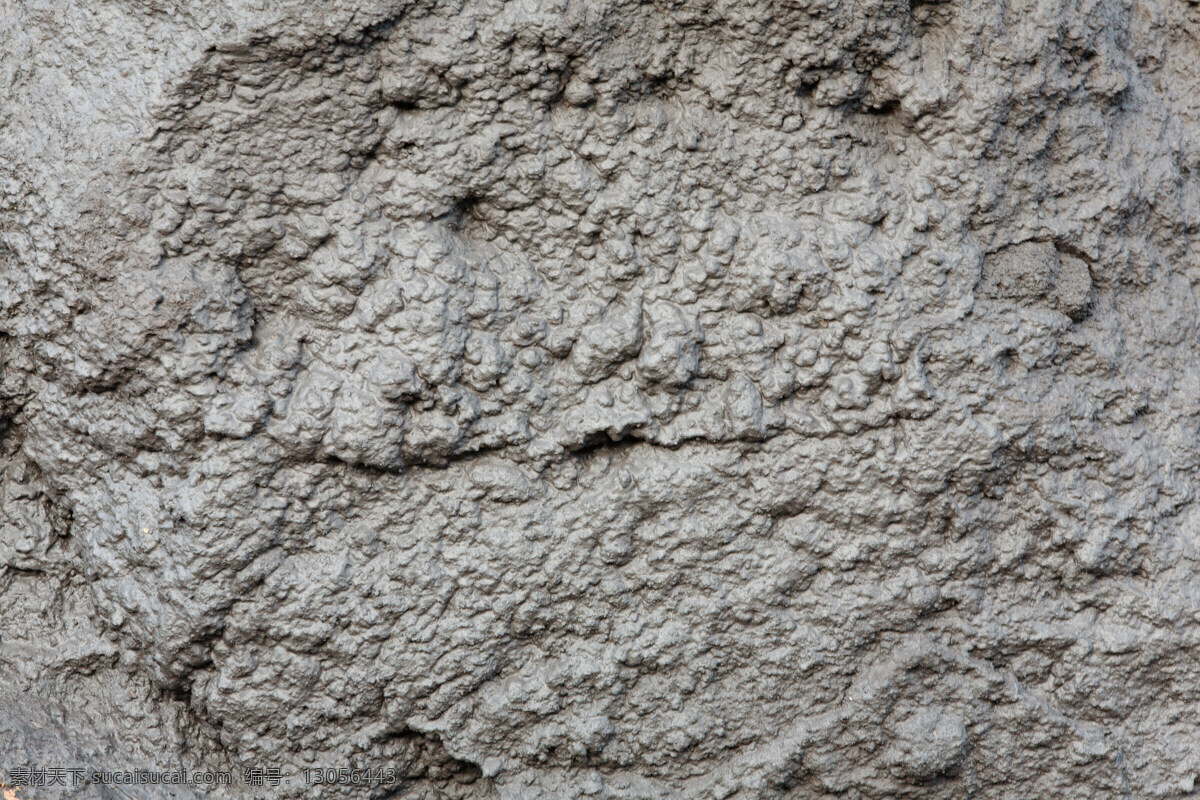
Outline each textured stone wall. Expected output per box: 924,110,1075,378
4,0,1200,797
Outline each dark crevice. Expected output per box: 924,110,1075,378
166,676,244,780
320,452,405,477
863,97,900,116
448,192,483,234
387,726,486,784
565,428,652,461
642,71,680,102
1053,239,1095,264
0,563,54,579
316,425,693,479
318,433,512,475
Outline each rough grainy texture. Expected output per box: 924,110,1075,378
4,0,1200,797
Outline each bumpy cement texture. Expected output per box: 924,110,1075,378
4,0,1200,797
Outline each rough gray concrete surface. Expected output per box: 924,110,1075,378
3,0,1200,797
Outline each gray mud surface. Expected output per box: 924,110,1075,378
4,0,1200,797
